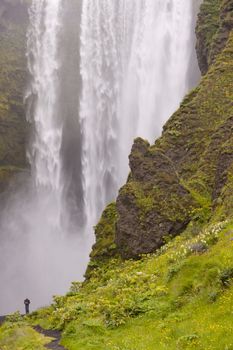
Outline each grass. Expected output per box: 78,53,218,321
0,322,50,350
58,220,233,350
2,219,232,349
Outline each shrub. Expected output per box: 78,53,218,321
219,268,233,287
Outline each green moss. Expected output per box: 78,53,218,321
162,31,233,206
196,0,222,53
85,203,119,277
0,322,50,350
181,179,212,224
0,12,28,189
196,0,233,74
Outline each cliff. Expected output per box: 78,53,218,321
0,0,28,191
89,0,233,262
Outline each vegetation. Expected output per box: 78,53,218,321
0,313,50,350
196,0,222,74
85,202,119,278
0,4,28,190
1,219,233,349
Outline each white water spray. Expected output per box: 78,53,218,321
0,0,89,314
80,0,200,229
26,0,63,228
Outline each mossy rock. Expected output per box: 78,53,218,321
196,0,233,74
85,202,119,278
0,2,29,189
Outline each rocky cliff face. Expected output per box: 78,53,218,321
196,0,233,74
0,0,28,191
89,0,233,265
115,138,195,258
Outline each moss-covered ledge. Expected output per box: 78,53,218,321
85,202,119,278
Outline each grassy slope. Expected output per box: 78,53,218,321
58,220,233,350
0,315,50,350
2,219,233,350
0,326,50,350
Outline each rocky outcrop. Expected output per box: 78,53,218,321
115,139,195,258
89,0,233,261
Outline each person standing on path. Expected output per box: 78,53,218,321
24,298,30,314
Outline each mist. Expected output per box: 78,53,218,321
0,0,201,315
0,175,92,314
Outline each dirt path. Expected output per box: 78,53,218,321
34,326,66,350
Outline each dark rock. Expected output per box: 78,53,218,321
115,138,194,259
196,0,233,75
190,242,208,254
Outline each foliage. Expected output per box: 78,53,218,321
0,322,50,350
85,202,118,278
4,219,230,349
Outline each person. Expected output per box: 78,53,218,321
24,298,30,314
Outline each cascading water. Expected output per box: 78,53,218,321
0,0,89,314
26,0,63,229
80,0,200,229
0,0,200,314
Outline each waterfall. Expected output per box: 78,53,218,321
0,0,89,314
26,0,63,229
80,0,200,229
0,0,200,314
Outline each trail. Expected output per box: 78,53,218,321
0,317,66,350
34,326,66,350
